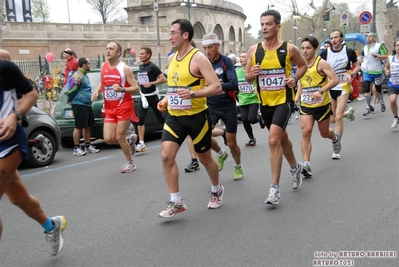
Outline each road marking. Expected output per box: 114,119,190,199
20,156,115,178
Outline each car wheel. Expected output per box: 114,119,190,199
126,122,138,138
27,130,56,168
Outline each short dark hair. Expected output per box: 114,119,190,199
78,57,88,68
141,47,152,57
302,36,319,49
171,19,194,41
330,29,344,38
260,10,281,25
324,40,332,46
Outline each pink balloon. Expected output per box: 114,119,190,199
45,52,54,62
130,48,135,56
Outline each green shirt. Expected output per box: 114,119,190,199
236,67,259,106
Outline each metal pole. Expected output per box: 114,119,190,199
156,3,161,69
188,0,191,22
372,0,376,33
66,0,71,23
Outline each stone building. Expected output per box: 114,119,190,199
1,0,246,73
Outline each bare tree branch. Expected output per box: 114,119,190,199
86,0,123,24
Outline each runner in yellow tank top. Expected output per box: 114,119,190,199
167,48,207,116
244,10,307,206
294,36,340,178
157,19,224,218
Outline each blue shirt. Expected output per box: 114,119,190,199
207,54,238,106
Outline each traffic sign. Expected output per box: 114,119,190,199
359,11,372,25
360,24,371,34
340,13,349,27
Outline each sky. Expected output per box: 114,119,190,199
48,0,372,36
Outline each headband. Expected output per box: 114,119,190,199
202,39,219,46
64,50,73,55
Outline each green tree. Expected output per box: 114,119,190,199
86,0,124,24
32,0,51,22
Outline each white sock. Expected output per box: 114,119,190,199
211,184,221,193
170,192,181,203
217,149,225,156
140,141,144,145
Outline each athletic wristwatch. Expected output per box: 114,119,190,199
293,76,299,83
13,111,23,120
190,92,196,98
318,89,324,95
121,87,125,93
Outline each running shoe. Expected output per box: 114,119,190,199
391,118,399,128
73,147,86,156
245,138,256,147
158,200,187,218
208,185,224,209
332,133,341,154
35,134,48,154
332,152,341,160
345,107,355,121
291,162,303,189
294,110,300,120
136,143,147,152
222,128,228,146
45,216,67,256
370,105,375,112
258,114,266,129
265,186,281,205
381,103,386,112
216,151,228,171
302,162,312,178
363,109,371,116
121,160,137,173
128,134,137,155
233,166,244,181
185,160,200,172
85,145,99,153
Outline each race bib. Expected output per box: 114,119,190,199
389,70,399,85
335,68,348,83
238,82,254,93
137,72,149,85
374,74,384,86
258,68,286,91
167,87,192,110
301,88,323,105
104,85,123,101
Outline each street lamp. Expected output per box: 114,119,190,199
154,0,161,69
181,0,197,22
66,0,71,23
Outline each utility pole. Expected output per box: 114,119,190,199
372,0,376,33
154,0,161,69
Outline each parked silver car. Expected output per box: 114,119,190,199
22,106,61,168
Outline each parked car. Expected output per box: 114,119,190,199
23,106,61,167
52,67,167,147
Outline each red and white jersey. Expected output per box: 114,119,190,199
101,61,133,110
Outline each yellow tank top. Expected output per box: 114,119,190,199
252,41,294,106
167,48,206,116
299,56,330,108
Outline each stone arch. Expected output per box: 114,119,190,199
228,26,235,41
238,28,244,53
213,24,225,53
227,26,236,55
193,22,206,40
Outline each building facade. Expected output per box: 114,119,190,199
1,0,246,73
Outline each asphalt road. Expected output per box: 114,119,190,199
1,100,398,267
